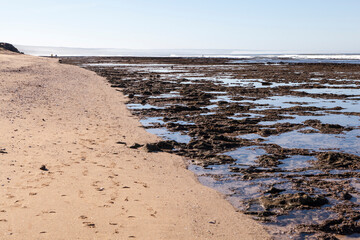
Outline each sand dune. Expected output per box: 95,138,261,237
0,50,269,239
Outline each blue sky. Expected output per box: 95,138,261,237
1,0,360,52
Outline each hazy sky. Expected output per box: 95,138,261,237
1,0,360,52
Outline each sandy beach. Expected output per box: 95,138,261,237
0,50,269,239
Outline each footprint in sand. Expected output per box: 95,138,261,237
134,181,149,188
78,190,85,198
80,151,87,161
110,192,118,202
82,222,96,228
91,181,101,187
112,181,120,187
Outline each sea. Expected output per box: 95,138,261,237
15,45,360,64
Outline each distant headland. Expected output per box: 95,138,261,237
0,42,22,54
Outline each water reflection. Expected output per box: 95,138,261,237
265,129,360,156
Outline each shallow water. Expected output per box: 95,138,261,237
265,129,360,156
230,58,360,64
228,113,265,121
127,103,165,110
146,127,191,143
224,146,266,166
139,117,165,126
201,104,219,110
322,83,359,87
252,95,360,112
148,91,181,99
294,88,360,96
259,114,360,127
149,68,187,73
278,155,314,170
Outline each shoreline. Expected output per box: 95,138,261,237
61,56,360,239
0,50,269,239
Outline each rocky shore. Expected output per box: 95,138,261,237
61,56,360,239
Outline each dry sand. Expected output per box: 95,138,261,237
0,50,269,239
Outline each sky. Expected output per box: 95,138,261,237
1,0,360,53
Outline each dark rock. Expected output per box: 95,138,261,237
111,84,126,88
0,43,21,53
202,155,235,167
310,217,360,235
256,154,286,167
258,129,277,137
40,165,49,171
304,119,351,134
146,141,175,152
129,143,143,149
265,187,285,194
316,233,339,240
315,152,360,169
261,82,272,86
145,143,161,152
168,105,200,113
156,141,175,150
340,192,352,200
260,193,328,210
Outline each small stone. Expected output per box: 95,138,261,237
341,192,352,200
265,187,285,194
145,143,161,152
40,165,48,171
129,143,143,149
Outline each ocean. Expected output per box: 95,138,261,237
15,45,360,64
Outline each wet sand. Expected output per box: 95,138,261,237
0,50,269,239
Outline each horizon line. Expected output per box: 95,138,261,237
13,44,360,55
